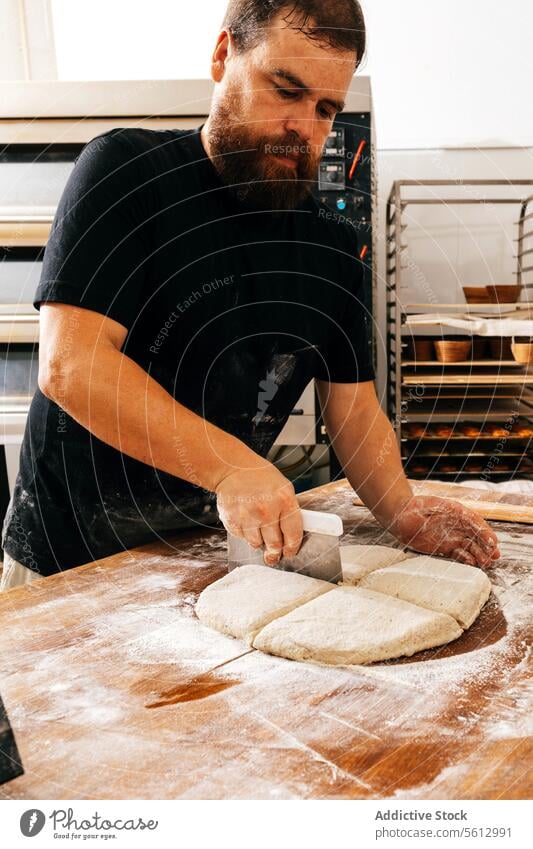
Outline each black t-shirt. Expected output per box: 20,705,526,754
2,126,375,576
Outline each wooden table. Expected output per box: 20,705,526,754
1,480,531,800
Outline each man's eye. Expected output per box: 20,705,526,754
276,87,299,100
318,107,335,120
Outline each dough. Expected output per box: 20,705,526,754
252,586,462,666
360,555,492,628
196,551,492,667
340,544,411,584
195,563,333,645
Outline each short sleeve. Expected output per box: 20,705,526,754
314,242,376,384
34,131,152,329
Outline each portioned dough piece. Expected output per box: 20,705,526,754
360,556,492,628
340,544,412,584
252,586,462,666
195,564,333,645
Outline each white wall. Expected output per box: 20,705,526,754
50,0,224,82
361,0,533,148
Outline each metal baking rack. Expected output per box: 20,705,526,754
386,179,533,482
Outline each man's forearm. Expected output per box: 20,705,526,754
330,406,413,530
43,342,268,493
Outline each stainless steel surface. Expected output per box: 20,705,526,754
228,508,343,583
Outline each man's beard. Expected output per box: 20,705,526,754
206,99,321,211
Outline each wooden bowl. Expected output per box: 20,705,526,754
463,286,490,304
405,338,435,361
486,285,521,304
434,339,472,363
511,338,533,364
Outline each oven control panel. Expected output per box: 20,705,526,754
312,112,374,446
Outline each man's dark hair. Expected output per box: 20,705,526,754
222,0,366,69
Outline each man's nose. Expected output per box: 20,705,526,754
284,108,315,147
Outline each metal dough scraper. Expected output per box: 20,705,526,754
227,508,344,583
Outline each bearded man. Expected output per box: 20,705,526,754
1,0,499,590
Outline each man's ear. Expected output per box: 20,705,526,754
211,30,231,83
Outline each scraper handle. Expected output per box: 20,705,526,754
300,509,343,537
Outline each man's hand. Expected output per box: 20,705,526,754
215,464,303,566
390,495,500,567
